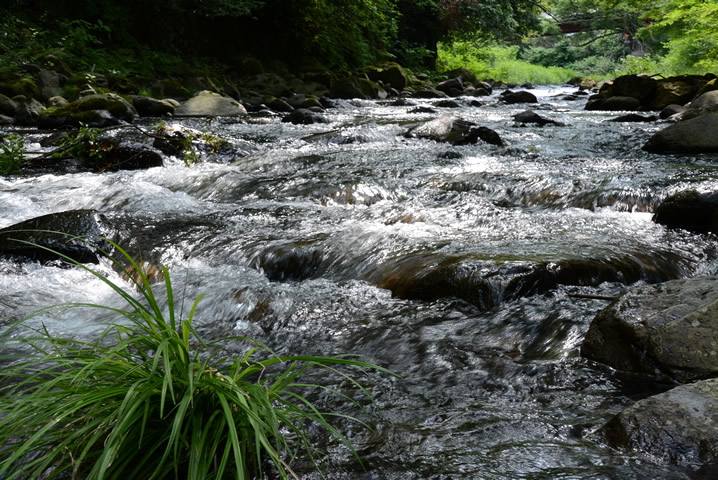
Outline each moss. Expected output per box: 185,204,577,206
0,77,39,99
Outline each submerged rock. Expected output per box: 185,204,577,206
606,113,657,122
600,378,718,466
281,108,329,125
513,110,564,126
581,276,718,382
0,210,114,264
643,113,718,153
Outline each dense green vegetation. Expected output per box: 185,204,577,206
1,0,715,85
0,240,391,478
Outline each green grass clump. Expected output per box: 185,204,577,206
438,41,578,86
0,134,26,175
0,238,392,479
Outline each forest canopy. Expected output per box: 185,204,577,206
0,0,715,77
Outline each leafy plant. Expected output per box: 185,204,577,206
0,238,392,479
0,133,26,175
52,123,110,160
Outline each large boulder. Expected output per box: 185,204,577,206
38,93,138,128
130,95,176,116
406,115,503,146
646,75,707,110
653,190,718,234
513,110,564,126
682,90,718,120
435,78,464,97
600,378,718,466
362,63,410,91
643,113,718,153
581,276,718,382
175,90,247,116
13,96,46,125
0,94,18,117
609,74,657,101
586,95,641,111
330,76,387,100
0,210,114,264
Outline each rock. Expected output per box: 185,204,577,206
643,113,718,153
500,90,538,104
35,67,63,100
693,78,718,99
98,144,164,171
682,90,718,120
281,108,329,125
175,90,247,116
47,96,69,108
434,100,461,108
38,93,138,128
0,115,13,125
513,110,564,126
408,107,436,114
600,378,718,466
444,68,479,88
0,94,18,117
264,97,294,113
659,104,686,119
0,210,114,264
436,78,464,96
586,95,642,111
653,190,718,234
406,115,503,146
13,97,46,125
330,76,387,100
646,76,707,110
610,74,657,101
130,95,176,116
581,275,718,382
362,63,410,91
412,88,448,99
0,77,40,99
605,113,657,122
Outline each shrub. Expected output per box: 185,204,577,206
0,133,26,175
0,238,392,479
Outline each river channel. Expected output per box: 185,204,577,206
1,86,717,478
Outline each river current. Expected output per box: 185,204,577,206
1,86,717,478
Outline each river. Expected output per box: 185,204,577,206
1,86,717,478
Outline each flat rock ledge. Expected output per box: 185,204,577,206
600,378,718,466
581,276,718,383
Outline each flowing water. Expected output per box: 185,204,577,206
2,86,718,478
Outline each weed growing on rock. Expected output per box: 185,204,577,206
0,238,392,479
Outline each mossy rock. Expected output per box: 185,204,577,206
362,62,410,91
38,93,137,128
0,77,40,100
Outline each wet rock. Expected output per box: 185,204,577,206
408,106,436,114
98,144,164,171
175,90,247,116
406,115,503,146
682,90,718,120
610,74,657,101
605,113,657,122
264,96,294,113
130,95,176,116
258,246,324,282
412,88,448,99
434,99,461,108
281,108,329,125
659,104,686,119
653,190,718,234
581,276,718,382
513,110,564,126
600,378,718,466
362,62,410,91
38,93,138,128
0,210,114,264
444,68,480,89
500,90,538,104
643,113,718,153
586,95,642,111
436,78,464,96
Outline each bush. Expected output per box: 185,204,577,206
0,238,392,479
0,134,26,175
